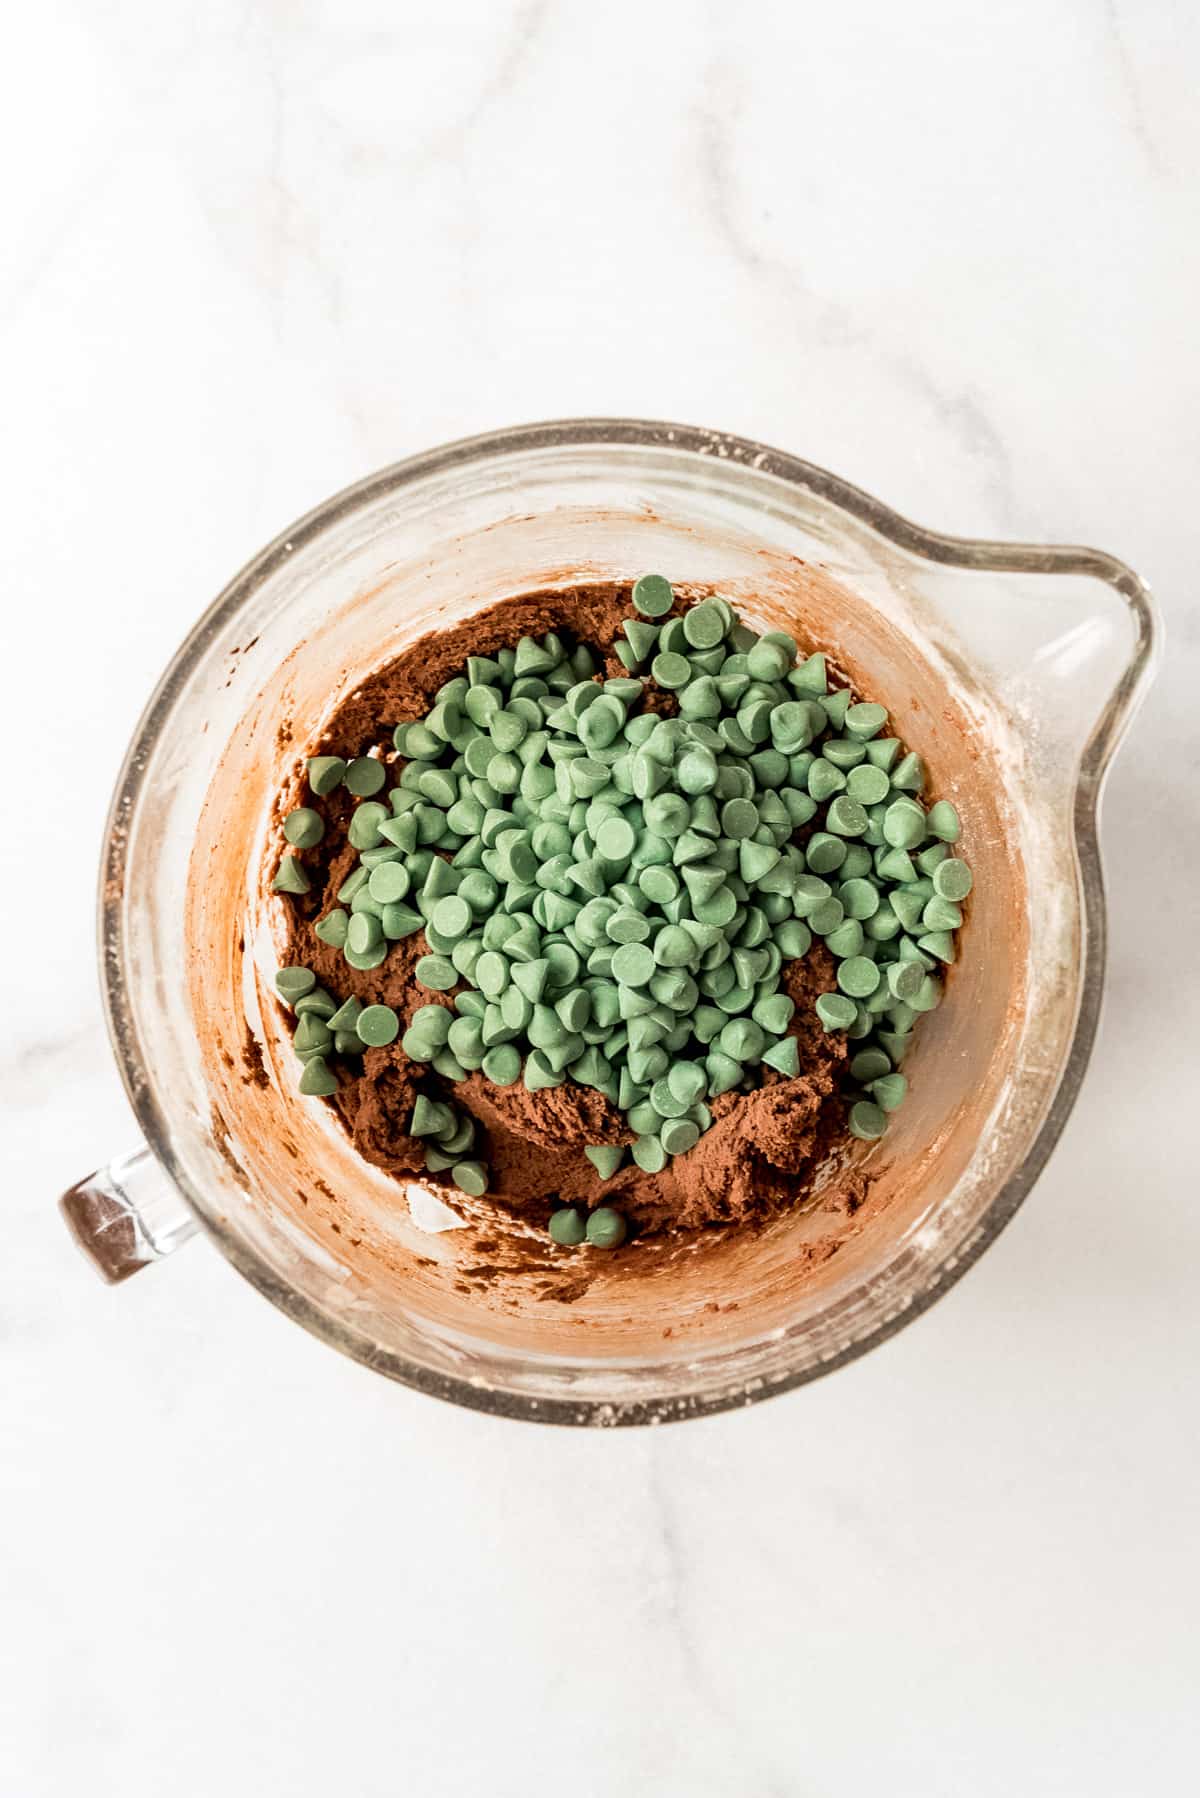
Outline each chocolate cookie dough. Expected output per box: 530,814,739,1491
269,579,966,1250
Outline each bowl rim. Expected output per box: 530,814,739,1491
98,417,1160,1425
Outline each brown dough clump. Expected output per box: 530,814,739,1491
278,583,852,1243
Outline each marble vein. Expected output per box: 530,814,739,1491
2,1024,107,1099
644,1445,794,1797
1101,0,1167,176
692,65,1018,526
451,0,550,148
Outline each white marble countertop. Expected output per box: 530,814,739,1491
4,3,1197,1793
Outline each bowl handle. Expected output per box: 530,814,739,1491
59,1145,198,1284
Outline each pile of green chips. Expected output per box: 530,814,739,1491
273,574,970,1200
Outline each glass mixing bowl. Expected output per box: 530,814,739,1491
61,420,1157,1424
